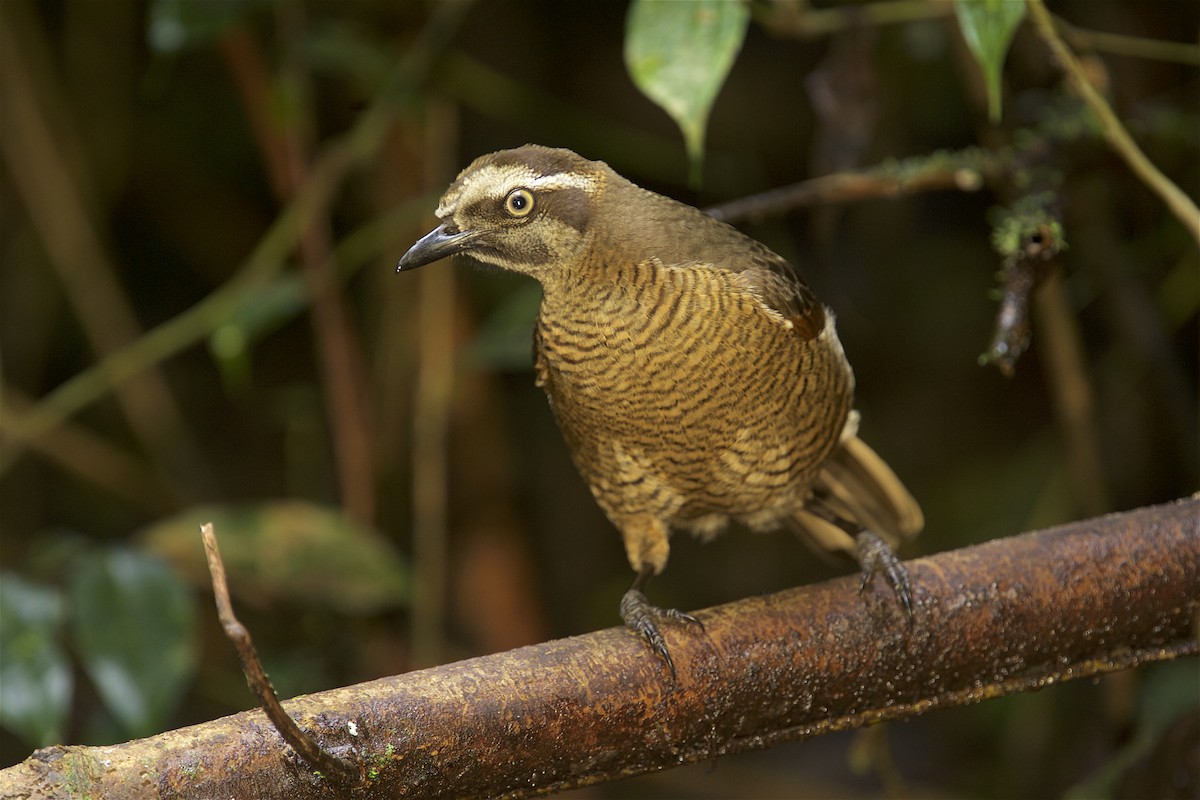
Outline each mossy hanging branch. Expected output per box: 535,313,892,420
980,190,1067,377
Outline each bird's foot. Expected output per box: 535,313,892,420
620,588,703,677
856,529,913,620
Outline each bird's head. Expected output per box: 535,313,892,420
397,145,606,278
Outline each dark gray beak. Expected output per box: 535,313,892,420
396,223,479,272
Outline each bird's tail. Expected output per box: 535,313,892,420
790,428,924,556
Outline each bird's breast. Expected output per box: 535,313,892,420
533,263,852,522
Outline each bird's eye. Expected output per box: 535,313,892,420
504,188,535,218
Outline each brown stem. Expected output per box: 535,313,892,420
409,107,461,668
761,0,954,40
0,0,472,459
218,19,376,524
1034,272,1112,516
200,523,361,785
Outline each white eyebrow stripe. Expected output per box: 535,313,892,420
436,163,598,217
462,165,596,196
526,172,596,191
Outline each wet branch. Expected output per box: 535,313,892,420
7,499,1197,799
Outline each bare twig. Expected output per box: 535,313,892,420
1054,13,1200,66
1027,0,1200,250
705,148,996,223
10,500,1197,799
763,0,1200,66
761,0,954,40
200,523,361,786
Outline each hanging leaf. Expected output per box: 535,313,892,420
625,0,749,185
69,550,198,738
0,575,72,747
954,0,1027,122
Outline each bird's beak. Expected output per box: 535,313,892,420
396,223,480,272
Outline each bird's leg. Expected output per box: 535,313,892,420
620,565,703,676
805,501,913,618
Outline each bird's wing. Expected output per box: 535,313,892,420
619,179,829,340
730,239,827,340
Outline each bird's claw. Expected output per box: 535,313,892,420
620,588,703,677
856,529,914,621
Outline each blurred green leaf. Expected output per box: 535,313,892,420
467,281,542,371
1065,660,1200,799
303,20,395,91
625,0,749,185
208,276,308,394
954,0,1026,122
137,501,409,614
216,276,309,347
69,551,197,738
0,575,71,747
146,0,267,53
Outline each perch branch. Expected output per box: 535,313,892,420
6,499,1197,799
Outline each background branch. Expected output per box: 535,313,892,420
704,147,996,224
7,499,1197,799
0,1,207,492
1027,0,1200,249
0,0,469,469
226,11,377,524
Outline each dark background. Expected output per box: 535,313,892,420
2,1,1197,796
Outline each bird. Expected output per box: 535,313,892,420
398,144,923,673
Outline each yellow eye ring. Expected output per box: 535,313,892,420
504,188,535,217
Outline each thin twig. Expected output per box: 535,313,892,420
763,0,1200,66
200,522,361,785
705,148,997,223
1026,0,1200,250
761,0,954,40
1054,13,1200,66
